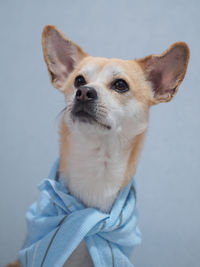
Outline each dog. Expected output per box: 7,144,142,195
7,25,189,267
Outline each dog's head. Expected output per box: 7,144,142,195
42,25,189,141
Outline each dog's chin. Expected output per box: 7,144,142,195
71,111,111,134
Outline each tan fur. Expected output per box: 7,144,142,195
6,260,21,267
63,57,153,106
7,25,189,266
42,25,88,89
123,132,146,187
59,56,152,187
59,122,147,188
136,42,190,104
59,118,70,172
41,27,190,189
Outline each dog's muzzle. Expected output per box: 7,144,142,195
71,86,111,129
72,86,98,122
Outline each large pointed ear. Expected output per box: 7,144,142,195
137,42,190,104
42,25,88,90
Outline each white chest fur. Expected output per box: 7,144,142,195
61,131,131,213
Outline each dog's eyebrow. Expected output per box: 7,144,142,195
81,64,125,83
112,70,124,77
99,65,125,82
81,65,99,80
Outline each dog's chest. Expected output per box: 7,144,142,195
63,240,94,267
61,133,130,212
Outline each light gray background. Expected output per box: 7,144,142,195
0,0,199,266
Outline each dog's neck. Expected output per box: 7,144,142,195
59,120,145,212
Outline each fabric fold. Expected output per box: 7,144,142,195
19,159,141,267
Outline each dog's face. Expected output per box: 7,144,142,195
42,25,189,141
61,57,150,139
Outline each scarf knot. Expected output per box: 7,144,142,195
19,159,141,267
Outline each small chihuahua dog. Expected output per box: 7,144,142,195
8,25,189,267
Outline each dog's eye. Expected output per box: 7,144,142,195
74,75,86,88
111,79,129,93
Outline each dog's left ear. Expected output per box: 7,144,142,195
137,42,190,104
42,25,88,91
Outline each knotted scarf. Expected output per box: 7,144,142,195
19,159,141,267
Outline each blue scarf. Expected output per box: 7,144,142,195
19,159,141,267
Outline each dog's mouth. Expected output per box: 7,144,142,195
72,110,111,130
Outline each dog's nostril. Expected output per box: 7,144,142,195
86,91,94,99
76,89,82,97
76,86,98,101
86,88,98,100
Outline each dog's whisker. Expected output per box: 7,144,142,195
56,106,67,120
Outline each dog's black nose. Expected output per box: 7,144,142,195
75,86,98,102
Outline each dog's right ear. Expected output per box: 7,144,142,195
136,42,190,104
42,25,88,91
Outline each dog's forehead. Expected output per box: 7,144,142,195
79,57,128,82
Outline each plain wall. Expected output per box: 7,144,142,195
0,0,199,266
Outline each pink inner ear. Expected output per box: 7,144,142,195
52,32,76,71
46,29,77,85
147,45,188,98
